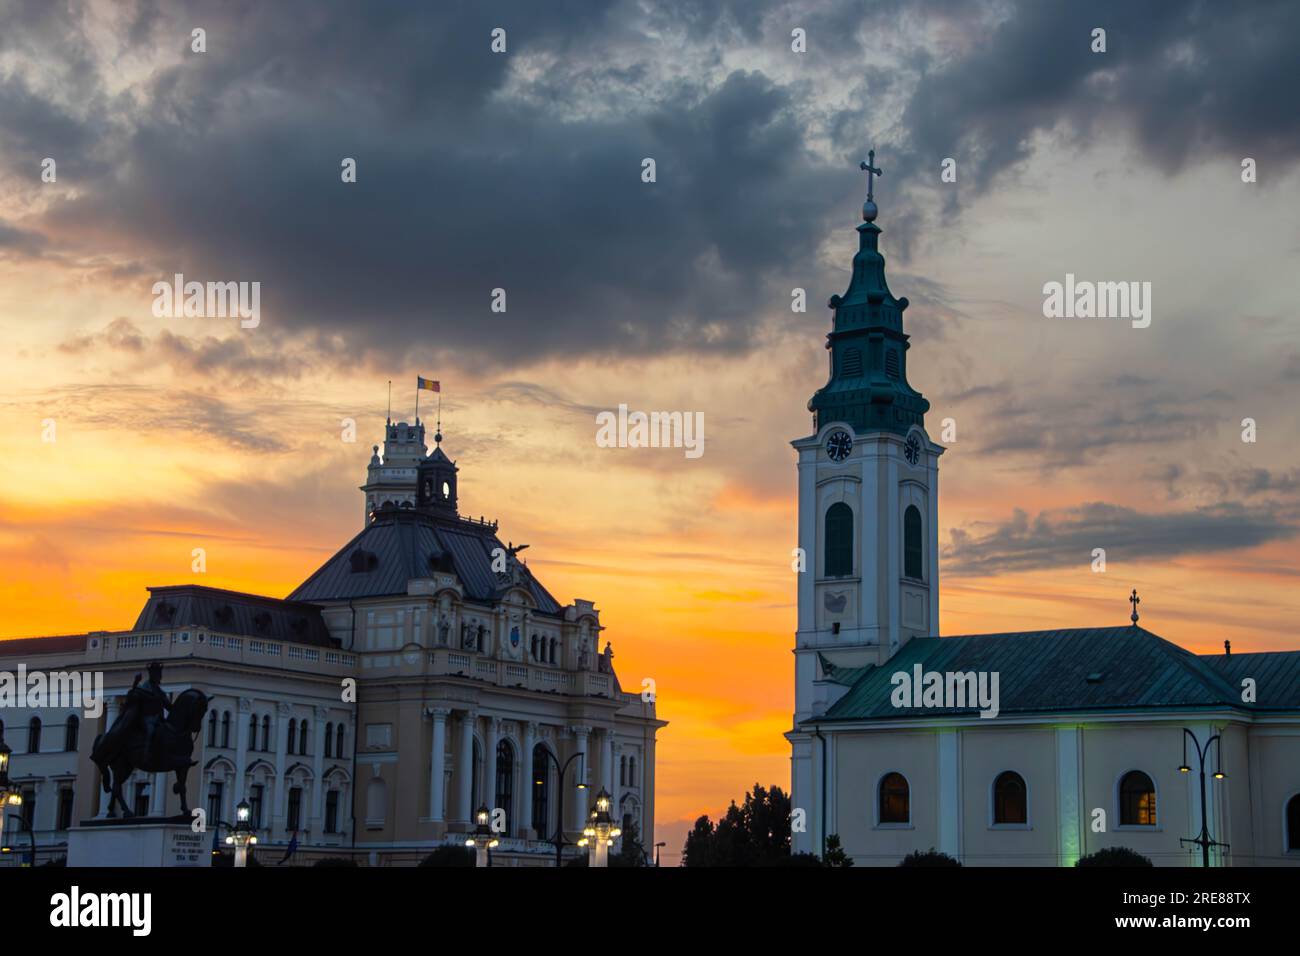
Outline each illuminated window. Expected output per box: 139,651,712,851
1119,771,1157,826
879,772,910,824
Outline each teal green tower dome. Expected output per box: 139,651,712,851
809,153,929,437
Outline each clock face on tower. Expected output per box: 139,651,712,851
826,429,853,462
904,434,921,465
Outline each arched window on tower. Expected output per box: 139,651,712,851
824,502,853,577
904,505,924,580
992,771,1027,825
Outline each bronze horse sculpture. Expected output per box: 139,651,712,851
91,682,209,818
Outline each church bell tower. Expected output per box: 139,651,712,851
791,152,944,726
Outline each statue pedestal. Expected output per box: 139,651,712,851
68,819,212,867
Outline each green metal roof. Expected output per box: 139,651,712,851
815,626,1295,723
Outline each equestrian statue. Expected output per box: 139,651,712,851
91,661,209,818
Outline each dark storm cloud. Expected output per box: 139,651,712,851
6,0,1299,367
945,501,1297,577
899,0,1300,191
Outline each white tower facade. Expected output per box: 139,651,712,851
788,167,942,855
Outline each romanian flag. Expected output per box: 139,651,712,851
417,376,440,392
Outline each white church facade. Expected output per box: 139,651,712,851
787,166,1300,867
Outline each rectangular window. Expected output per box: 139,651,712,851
287,787,303,832
57,787,75,831
208,781,224,825
249,784,264,829
325,790,339,834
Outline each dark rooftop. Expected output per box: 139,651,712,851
816,626,1298,723
132,585,336,647
288,507,562,613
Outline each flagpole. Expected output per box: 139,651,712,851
415,379,420,426
386,380,391,425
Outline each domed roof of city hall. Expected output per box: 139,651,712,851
288,505,562,614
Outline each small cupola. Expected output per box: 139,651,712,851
417,444,458,515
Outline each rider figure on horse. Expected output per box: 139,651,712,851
120,661,172,764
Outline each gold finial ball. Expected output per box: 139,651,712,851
862,200,878,222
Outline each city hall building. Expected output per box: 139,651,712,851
0,420,664,866
786,178,1300,867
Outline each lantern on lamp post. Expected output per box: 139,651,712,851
224,798,258,867
0,730,24,854
465,804,499,867
579,787,621,868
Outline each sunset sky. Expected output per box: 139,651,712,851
2,1,1298,860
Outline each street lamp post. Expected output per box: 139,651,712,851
465,804,499,867
224,798,258,868
533,749,587,867
579,787,622,868
0,730,26,860
1178,728,1229,868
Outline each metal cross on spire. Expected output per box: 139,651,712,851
1129,588,1141,625
859,149,883,202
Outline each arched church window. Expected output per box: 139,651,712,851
904,505,923,580
1286,794,1300,851
532,744,550,836
495,740,515,834
992,771,1027,824
878,772,910,824
1119,771,1157,826
824,502,853,577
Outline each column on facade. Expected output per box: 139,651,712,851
483,716,499,815
519,721,535,838
570,725,590,831
272,702,291,840
428,708,449,821
234,697,251,804
96,695,121,817
601,729,614,793
150,772,167,816
457,710,477,823
310,706,326,835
